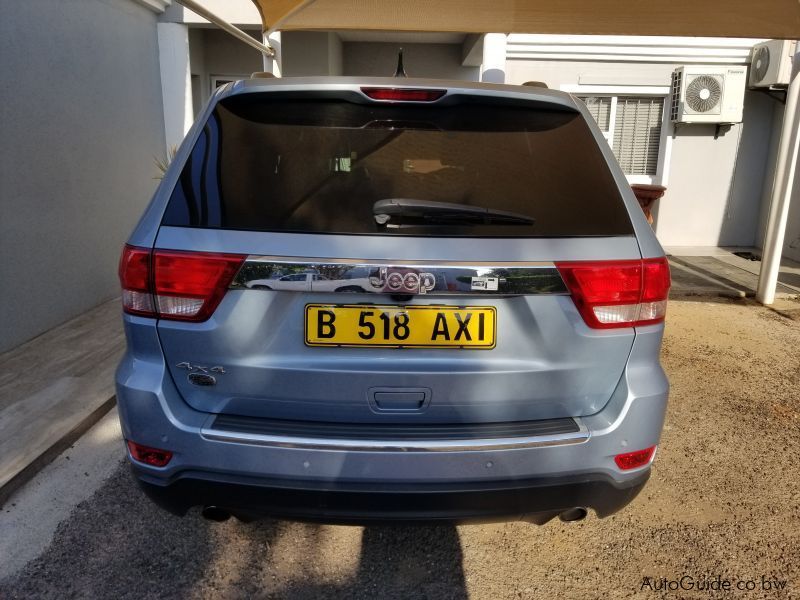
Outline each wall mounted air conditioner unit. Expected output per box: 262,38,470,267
749,40,796,88
670,65,746,124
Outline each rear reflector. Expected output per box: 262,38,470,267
555,257,670,329
119,245,245,321
361,87,446,102
614,446,657,470
127,440,173,467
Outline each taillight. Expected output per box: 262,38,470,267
127,440,173,467
614,445,657,470
119,245,244,322
153,250,244,320
555,257,670,329
361,87,446,102
119,245,155,316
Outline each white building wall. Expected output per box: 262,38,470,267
755,104,800,263
783,168,800,262
657,92,775,247
343,43,479,80
158,23,193,151
188,29,264,113
189,28,207,116
328,32,344,76
506,35,763,65
505,36,777,248
282,32,343,76
0,0,167,353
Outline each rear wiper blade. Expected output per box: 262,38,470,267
373,198,535,227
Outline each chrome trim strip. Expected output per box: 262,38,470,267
200,426,589,452
231,256,569,296
243,256,557,267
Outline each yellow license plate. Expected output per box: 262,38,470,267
305,304,496,349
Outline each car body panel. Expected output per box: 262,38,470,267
154,226,642,422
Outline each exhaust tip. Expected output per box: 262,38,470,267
559,507,588,522
201,506,231,522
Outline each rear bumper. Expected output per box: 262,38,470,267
134,468,649,524
116,316,668,524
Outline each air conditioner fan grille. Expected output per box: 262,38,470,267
685,75,722,113
752,46,771,83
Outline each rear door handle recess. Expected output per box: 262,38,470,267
369,388,431,412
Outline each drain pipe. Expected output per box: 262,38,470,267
173,0,275,58
757,46,800,305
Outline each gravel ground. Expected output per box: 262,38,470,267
2,298,799,599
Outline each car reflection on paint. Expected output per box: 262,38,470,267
246,270,372,292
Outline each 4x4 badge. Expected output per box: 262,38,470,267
176,362,226,374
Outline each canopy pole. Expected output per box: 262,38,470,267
480,33,507,84
262,32,282,76
174,0,275,57
756,48,800,305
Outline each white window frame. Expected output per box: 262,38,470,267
561,84,673,186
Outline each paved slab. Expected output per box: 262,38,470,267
667,247,800,299
0,300,122,505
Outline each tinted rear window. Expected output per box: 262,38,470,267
162,94,633,237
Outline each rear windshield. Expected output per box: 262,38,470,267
162,94,633,237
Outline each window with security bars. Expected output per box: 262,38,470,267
578,95,665,177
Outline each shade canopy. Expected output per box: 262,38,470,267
253,0,800,39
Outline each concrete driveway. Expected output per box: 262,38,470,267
1,299,798,599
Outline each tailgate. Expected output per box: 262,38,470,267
155,229,640,423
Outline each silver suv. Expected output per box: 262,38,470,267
116,77,670,524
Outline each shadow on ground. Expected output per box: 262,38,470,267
0,465,467,599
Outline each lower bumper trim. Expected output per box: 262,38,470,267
134,469,650,525
201,416,588,452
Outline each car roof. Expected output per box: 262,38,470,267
216,76,582,113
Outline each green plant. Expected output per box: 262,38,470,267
154,145,179,179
